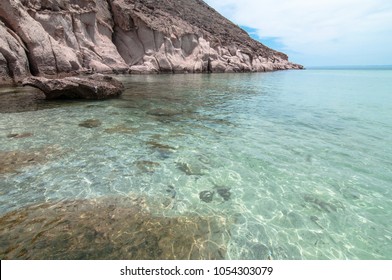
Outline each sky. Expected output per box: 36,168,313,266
204,0,392,67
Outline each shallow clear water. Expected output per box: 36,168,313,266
1,70,391,259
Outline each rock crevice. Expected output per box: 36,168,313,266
0,0,303,84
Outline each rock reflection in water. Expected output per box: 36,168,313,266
0,197,229,260
0,88,45,113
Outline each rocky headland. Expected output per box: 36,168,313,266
0,0,303,85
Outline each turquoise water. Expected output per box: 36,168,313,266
0,70,391,259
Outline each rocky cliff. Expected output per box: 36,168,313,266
0,0,303,84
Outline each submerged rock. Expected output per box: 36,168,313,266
147,109,183,117
176,162,205,176
303,195,344,213
79,119,102,128
165,185,177,199
147,141,176,151
199,191,214,203
135,161,161,173
216,188,231,201
22,74,124,100
6,132,33,139
0,145,61,174
249,243,272,260
104,124,134,134
0,197,229,260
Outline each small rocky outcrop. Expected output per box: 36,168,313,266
0,0,303,84
22,74,124,99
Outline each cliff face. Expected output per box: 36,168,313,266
0,0,303,84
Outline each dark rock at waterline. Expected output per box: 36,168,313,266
79,119,102,128
0,88,46,113
199,191,214,203
0,197,229,259
22,74,124,100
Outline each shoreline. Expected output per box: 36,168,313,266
0,65,304,87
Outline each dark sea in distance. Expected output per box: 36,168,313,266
0,67,391,259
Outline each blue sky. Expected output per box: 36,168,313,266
204,0,392,67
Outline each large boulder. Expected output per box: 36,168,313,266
22,74,124,99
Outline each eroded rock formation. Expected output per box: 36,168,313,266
22,74,124,99
0,0,303,84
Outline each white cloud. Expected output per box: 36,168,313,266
204,0,392,66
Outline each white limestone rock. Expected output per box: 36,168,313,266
0,0,302,84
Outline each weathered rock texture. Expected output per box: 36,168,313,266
0,0,303,84
0,196,230,259
22,74,124,99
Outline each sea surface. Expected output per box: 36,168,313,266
0,69,391,259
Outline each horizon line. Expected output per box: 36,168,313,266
304,64,392,69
